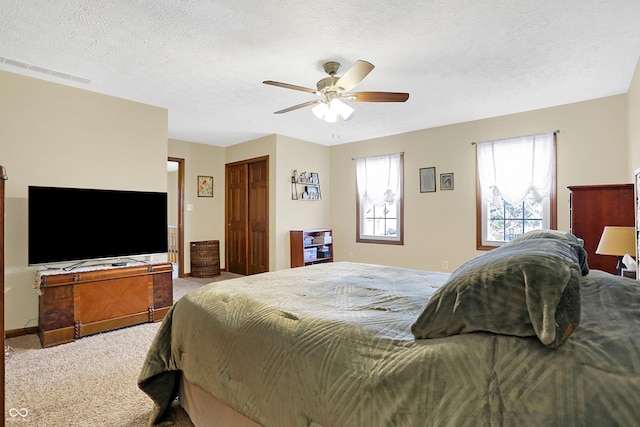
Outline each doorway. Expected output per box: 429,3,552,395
225,156,269,275
167,157,185,278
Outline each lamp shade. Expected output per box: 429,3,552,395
312,98,353,122
330,98,354,120
312,102,329,119
595,226,636,256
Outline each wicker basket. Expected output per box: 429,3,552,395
190,240,220,278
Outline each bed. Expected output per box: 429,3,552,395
139,232,640,426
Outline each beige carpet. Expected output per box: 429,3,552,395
5,272,242,427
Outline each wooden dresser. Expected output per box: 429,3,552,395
568,184,635,274
37,262,172,347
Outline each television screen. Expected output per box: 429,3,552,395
28,186,168,265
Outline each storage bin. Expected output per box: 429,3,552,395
317,249,332,259
190,240,220,277
304,247,318,262
312,236,332,244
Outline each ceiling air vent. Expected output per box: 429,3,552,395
0,56,91,84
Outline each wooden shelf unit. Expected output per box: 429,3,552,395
291,171,322,201
37,262,173,347
290,228,333,268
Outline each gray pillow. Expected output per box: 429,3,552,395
510,229,589,275
411,239,581,348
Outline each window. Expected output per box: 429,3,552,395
356,153,404,244
476,132,557,249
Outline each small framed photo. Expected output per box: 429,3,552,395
440,173,454,191
420,167,436,193
310,172,319,184
197,176,213,197
303,185,321,200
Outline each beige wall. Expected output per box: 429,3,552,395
628,57,640,175
194,134,331,272
0,70,168,330
274,135,331,270
167,168,178,225
329,95,630,272
168,139,226,272
2,65,637,332
225,135,278,271
171,134,334,274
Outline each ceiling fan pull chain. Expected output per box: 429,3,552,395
332,118,341,140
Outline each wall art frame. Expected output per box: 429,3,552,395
197,175,213,197
440,173,454,190
420,167,436,193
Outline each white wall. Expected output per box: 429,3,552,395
0,70,168,330
329,95,629,273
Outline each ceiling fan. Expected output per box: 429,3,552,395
263,60,409,122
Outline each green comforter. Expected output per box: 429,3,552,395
139,262,640,426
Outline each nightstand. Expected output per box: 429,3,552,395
622,269,636,280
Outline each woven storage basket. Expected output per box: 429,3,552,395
190,240,220,278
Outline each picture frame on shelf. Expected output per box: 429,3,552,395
440,173,454,190
197,176,213,197
419,167,436,193
310,172,319,184
291,176,298,200
303,185,321,200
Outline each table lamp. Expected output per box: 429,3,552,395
595,226,636,275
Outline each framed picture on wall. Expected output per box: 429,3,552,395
420,167,436,193
197,176,213,197
440,173,454,190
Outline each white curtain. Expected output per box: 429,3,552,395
356,153,402,206
477,132,554,206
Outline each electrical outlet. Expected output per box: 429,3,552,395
442,261,448,270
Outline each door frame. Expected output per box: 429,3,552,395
168,157,186,278
225,155,269,275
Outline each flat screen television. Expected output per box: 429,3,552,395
28,185,168,266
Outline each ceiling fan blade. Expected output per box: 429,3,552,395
263,80,317,94
350,92,410,102
335,60,375,92
274,100,320,114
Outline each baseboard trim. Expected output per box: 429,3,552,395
186,267,227,278
6,326,38,339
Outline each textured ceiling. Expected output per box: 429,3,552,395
1,1,640,147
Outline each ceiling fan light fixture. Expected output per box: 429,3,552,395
264,59,409,121
312,102,329,119
324,111,338,123
313,98,353,122
331,98,354,120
